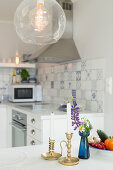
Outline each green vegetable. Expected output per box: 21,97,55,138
97,129,109,142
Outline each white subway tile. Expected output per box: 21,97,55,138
96,91,104,101
67,63,72,72
71,81,76,89
96,80,104,90
49,73,54,81
91,70,97,80
90,101,98,112
57,73,61,81
43,89,48,96
54,81,60,89
81,81,85,90
65,81,69,89
85,91,91,100
60,65,64,72
76,90,81,99
46,67,51,73
72,62,81,71
82,81,92,90
71,72,76,81
64,72,69,81
81,71,87,81
54,66,59,73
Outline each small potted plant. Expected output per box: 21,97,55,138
20,69,30,83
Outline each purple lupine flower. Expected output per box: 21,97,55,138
71,99,82,130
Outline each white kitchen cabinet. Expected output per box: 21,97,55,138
27,114,41,129
27,136,41,146
27,114,42,146
82,114,104,136
0,105,7,148
27,125,42,142
7,106,104,147
42,113,104,144
27,113,104,145
6,106,13,148
42,117,67,144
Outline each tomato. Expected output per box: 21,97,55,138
91,141,107,150
98,144,103,149
100,142,104,145
91,143,95,147
95,144,98,148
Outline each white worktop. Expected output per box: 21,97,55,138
0,143,112,170
3,102,104,120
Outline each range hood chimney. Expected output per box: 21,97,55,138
23,0,80,63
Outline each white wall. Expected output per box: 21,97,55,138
104,1,113,135
73,0,113,135
73,0,112,59
0,22,38,61
0,23,17,61
0,0,22,22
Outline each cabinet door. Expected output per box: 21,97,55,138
0,106,7,148
27,115,41,130
88,116,104,136
27,135,41,146
42,118,67,144
27,125,42,142
7,106,12,147
42,113,104,144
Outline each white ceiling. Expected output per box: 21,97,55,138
0,0,78,22
0,0,22,22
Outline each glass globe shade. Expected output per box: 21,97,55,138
14,0,66,45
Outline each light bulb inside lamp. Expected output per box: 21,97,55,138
14,0,66,45
30,0,49,32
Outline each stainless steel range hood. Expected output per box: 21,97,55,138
37,39,80,63
23,0,80,63
37,0,80,63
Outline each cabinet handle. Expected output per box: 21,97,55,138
31,140,35,145
31,118,35,124
31,129,35,135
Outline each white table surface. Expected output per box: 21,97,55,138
0,142,113,170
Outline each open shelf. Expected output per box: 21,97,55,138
0,62,36,68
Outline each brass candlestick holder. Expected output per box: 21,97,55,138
41,138,62,160
59,133,79,166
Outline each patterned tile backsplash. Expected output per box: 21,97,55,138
0,68,14,101
37,58,105,113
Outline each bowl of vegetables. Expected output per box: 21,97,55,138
88,129,113,155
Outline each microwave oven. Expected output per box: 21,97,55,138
9,84,42,102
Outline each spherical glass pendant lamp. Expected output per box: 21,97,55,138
14,0,66,45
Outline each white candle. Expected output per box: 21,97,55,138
67,103,71,134
50,113,54,140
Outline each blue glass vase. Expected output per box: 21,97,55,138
78,131,90,159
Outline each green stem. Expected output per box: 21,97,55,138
110,136,112,141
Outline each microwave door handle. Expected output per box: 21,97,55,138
10,122,26,132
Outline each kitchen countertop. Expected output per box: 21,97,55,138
0,143,112,170
0,101,104,119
